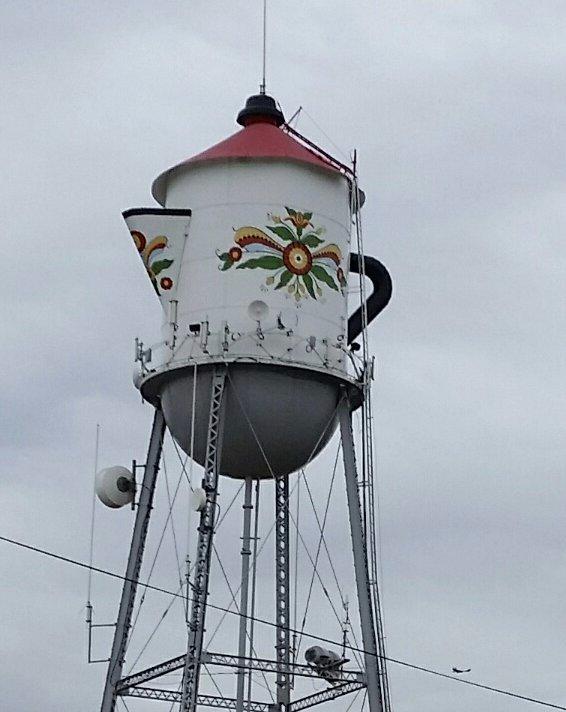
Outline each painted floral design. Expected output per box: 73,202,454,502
217,207,346,301
130,230,174,295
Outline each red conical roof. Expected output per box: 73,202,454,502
151,116,341,206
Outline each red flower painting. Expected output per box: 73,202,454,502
217,207,346,302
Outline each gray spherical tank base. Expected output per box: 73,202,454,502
142,363,362,479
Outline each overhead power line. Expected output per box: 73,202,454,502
2,532,566,711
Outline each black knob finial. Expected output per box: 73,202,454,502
237,94,285,127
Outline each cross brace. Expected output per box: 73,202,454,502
121,682,364,711
123,687,270,711
116,652,365,691
291,682,366,712
116,654,185,691
204,653,365,685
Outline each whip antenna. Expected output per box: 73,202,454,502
260,0,267,94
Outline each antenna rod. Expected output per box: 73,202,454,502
260,0,267,94
87,423,100,605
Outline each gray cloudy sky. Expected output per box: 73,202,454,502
2,1,566,711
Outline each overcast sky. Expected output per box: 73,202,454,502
2,1,566,711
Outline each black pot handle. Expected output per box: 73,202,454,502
347,254,393,344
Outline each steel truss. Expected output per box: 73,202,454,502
116,652,364,692
124,688,270,711
116,654,185,691
181,366,227,711
122,682,364,711
236,477,254,712
204,652,365,684
290,681,366,711
339,394,384,712
274,474,291,710
104,371,380,712
100,409,166,712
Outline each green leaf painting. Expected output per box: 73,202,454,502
217,207,346,302
311,264,339,291
236,256,284,270
266,224,296,242
303,272,317,299
275,270,294,290
130,230,176,296
151,259,174,276
301,233,324,248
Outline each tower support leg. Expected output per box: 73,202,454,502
339,396,383,712
274,474,290,711
100,408,166,712
181,365,227,711
236,477,254,712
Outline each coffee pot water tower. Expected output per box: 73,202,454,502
96,93,393,712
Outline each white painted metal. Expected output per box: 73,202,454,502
95,466,134,509
189,487,207,512
124,155,360,478
123,211,190,314
235,477,253,712
339,398,383,712
104,96,393,712
127,161,352,377
163,161,351,373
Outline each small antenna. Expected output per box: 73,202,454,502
87,423,100,605
260,0,267,94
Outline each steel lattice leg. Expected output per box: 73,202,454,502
181,365,227,711
100,408,166,712
339,396,383,712
275,474,291,710
236,477,254,712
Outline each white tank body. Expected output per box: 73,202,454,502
164,160,351,368
125,97,362,478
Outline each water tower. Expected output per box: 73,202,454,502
96,93,393,712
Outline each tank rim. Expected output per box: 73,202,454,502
138,358,364,412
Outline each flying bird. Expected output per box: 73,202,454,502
452,667,471,674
